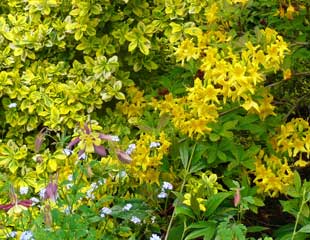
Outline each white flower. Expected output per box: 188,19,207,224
150,233,161,240
67,174,73,181
162,181,173,190
119,170,127,178
20,186,29,195
122,203,133,211
8,103,17,108
64,206,71,215
90,182,98,190
30,197,40,206
125,143,136,155
66,183,73,190
150,142,161,148
63,148,73,156
39,188,46,199
151,216,156,223
130,216,141,224
111,135,120,142
78,152,87,160
98,179,106,185
157,192,168,199
86,189,95,199
20,230,34,240
7,231,17,238
100,207,112,217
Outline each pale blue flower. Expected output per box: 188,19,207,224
150,142,161,148
122,203,132,211
157,192,168,199
100,207,112,217
8,103,17,108
20,186,29,195
20,230,34,240
150,233,161,240
162,181,173,190
130,216,141,224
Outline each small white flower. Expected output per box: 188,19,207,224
8,103,17,108
39,188,46,199
90,182,98,190
122,203,133,211
125,143,136,155
63,148,73,156
66,183,73,190
86,189,95,199
119,170,127,178
162,181,173,190
98,179,106,185
20,186,29,195
111,135,120,142
157,192,168,199
150,142,161,148
78,152,87,160
30,197,40,206
7,231,17,238
130,216,141,224
20,230,34,240
100,207,112,217
150,233,161,240
151,216,156,223
64,206,71,215
67,174,73,181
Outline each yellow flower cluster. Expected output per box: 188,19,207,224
152,79,220,138
127,132,171,185
254,150,293,197
272,118,310,167
183,172,224,212
116,86,147,125
154,27,289,138
278,3,299,20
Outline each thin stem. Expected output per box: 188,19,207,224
164,143,197,240
283,94,308,121
291,188,307,240
293,72,310,77
219,106,241,116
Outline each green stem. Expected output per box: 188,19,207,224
291,188,306,240
164,143,196,240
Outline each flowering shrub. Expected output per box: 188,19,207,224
0,0,309,239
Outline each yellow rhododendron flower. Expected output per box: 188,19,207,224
286,5,295,20
183,193,206,212
283,69,292,80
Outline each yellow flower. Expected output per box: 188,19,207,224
294,159,308,168
254,151,293,197
283,69,292,80
183,193,206,212
175,39,199,64
205,3,218,24
286,5,295,20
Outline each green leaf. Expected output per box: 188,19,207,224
174,205,195,219
217,151,227,162
246,226,269,233
128,41,137,52
294,171,302,193
115,92,125,100
179,141,189,169
207,144,217,164
138,40,150,55
298,224,310,233
185,224,216,240
223,120,238,130
209,133,220,142
167,225,184,240
204,192,232,217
